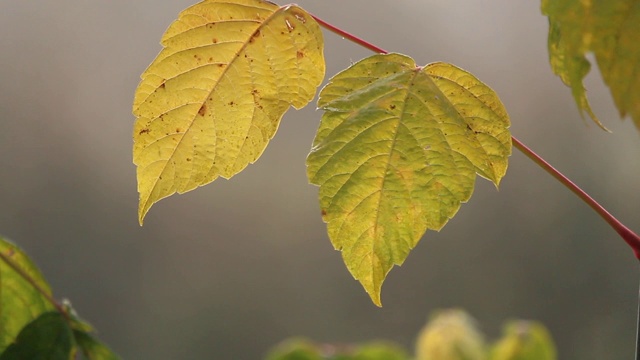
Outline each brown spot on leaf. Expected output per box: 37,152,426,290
250,29,261,43
139,128,150,135
390,104,396,110
198,104,207,116
159,83,165,89
229,101,235,106
186,158,192,162
212,38,218,44
321,209,327,216
176,128,181,133
296,51,304,59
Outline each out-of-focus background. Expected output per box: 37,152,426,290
1,1,639,359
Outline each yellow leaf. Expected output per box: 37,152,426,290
133,0,325,224
489,321,557,360
542,0,640,130
415,309,486,360
306,54,511,305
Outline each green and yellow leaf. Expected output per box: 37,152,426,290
306,53,511,305
133,0,325,224
0,236,55,352
542,0,640,130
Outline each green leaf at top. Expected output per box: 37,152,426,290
133,0,325,224
306,53,511,306
0,236,55,352
542,0,640,130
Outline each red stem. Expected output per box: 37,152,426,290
310,13,640,260
512,138,640,259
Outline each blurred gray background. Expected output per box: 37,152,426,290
1,1,639,359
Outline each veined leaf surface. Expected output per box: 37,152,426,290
0,236,54,352
542,0,640,130
133,0,325,224
306,53,511,305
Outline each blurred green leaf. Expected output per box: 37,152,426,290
415,309,487,360
74,330,120,360
542,0,640,130
489,321,556,360
0,311,74,360
352,342,410,360
307,53,511,306
0,236,55,352
266,338,410,360
266,338,323,360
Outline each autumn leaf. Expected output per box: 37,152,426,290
542,0,640,130
306,53,511,305
133,0,325,224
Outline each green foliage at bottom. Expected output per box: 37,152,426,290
267,310,556,360
0,312,73,360
266,338,409,360
0,235,119,360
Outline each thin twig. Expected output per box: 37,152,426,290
636,277,640,360
512,137,640,259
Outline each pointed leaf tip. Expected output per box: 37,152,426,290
307,53,511,305
133,0,325,221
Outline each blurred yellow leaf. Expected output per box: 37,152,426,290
133,0,325,224
542,0,640,130
415,309,487,360
489,321,556,360
306,54,511,305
